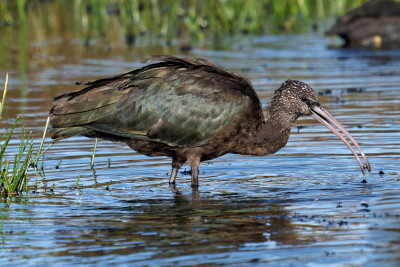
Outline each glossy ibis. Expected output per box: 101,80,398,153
326,0,400,48
49,55,371,187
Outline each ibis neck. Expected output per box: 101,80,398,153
253,108,299,155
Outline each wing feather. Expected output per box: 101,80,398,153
49,55,262,147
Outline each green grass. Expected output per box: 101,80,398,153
0,212,4,234
0,73,7,120
0,0,369,45
91,138,98,169
55,160,62,169
0,75,51,197
74,174,82,189
105,180,112,190
0,0,370,74
0,74,100,198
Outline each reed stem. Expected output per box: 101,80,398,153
90,138,97,169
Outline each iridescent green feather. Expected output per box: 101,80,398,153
49,55,260,147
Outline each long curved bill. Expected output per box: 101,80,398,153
309,104,371,176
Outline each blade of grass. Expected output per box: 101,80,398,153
30,142,53,169
90,138,97,169
7,131,34,194
0,118,19,159
55,160,62,169
32,116,50,168
16,0,26,22
24,172,28,193
92,167,97,186
40,154,44,171
11,154,19,184
0,72,8,120
105,180,112,190
74,174,81,189
0,212,4,234
12,128,28,177
17,139,34,192
2,160,11,195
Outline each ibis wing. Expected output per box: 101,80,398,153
50,55,261,147
112,67,254,146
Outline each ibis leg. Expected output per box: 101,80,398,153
189,157,201,187
169,158,184,184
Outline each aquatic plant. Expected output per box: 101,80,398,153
105,180,112,190
91,138,98,169
0,75,50,196
0,73,7,120
74,174,82,189
0,0,369,45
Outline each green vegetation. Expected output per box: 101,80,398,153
55,160,62,169
0,75,50,197
0,0,368,45
0,73,7,120
0,212,4,234
106,180,112,190
91,138,98,169
74,174,82,189
0,0,369,77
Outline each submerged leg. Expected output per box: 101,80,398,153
169,158,184,184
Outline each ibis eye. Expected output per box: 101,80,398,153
301,97,307,102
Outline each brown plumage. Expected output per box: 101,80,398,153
49,55,371,187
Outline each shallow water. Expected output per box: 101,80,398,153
1,33,400,266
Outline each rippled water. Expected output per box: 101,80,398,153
1,33,400,266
